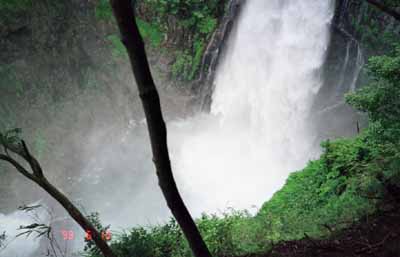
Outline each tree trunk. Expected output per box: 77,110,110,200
108,1,213,257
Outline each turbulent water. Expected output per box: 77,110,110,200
1,1,338,256
170,0,335,215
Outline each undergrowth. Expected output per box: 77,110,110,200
84,46,400,257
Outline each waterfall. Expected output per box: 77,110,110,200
169,0,335,216
350,44,364,92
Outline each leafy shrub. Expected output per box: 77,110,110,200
351,3,400,54
137,18,164,48
85,48,400,257
84,211,267,257
346,45,400,132
95,0,113,21
172,51,193,79
147,0,223,80
84,212,112,257
198,18,217,35
346,44,400,186
106,35,128,58
172,40,206,81
257,45,400,243
94,0,224,80
189,40,205,80
257,137,379,241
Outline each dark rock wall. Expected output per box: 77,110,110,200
0,1,190,212
194,0,244,112
312,0,400,140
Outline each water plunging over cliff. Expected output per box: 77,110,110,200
170,0,335,215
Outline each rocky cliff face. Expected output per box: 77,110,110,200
1,0,398,212
0,0,233,213
0,0,195,212
194,0,244,112
0,0,110,211
312,0,399,140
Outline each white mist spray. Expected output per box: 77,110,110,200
0,1,337,256
0,204,50,257
169,0,335,216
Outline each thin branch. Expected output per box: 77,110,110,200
21,140,44,178
355,232,394,254
0,154,36,181
0,142,117,257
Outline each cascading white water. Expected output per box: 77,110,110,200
0,1,342,256
170,0,335,216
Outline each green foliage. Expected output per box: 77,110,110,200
138,0,223,80
190,40,205,80
85,211,268,257
94,0,222,80
346,45,400,186
351,2,400,54
84,218,182,257
197,212,244,256
137,18,164,48
155,0,221,80
106,35,128,59
198,18,217,35
257,138,378,241
95,1,164,48
85,46,400,257
95,0,113,21
172,39,205,81
143,0,221,35
257,46,400,242
346,45,400,129
84,212,111,257
172,51,193,80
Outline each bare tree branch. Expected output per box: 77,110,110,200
365,0,400,21
108,1,213,257
0,142,117,257
21,140,44,178
0,154,36,181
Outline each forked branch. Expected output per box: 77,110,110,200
0,139,117,257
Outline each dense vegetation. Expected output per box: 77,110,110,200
350,0,400,54
96,0,225,81
0,0,227,212
1,1,399,256
84,45,400,257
